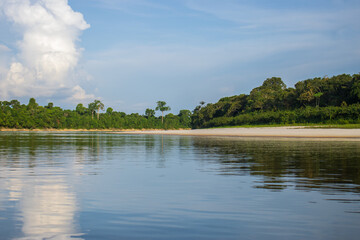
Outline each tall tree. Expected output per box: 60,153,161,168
93,100,105,120
88,102,96,119
155,101,171,123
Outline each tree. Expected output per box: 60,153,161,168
10,100,20,109
27,98,38,109
76,103,87,115
88,102,96,119
351,74,360,101
27,98,38,115
87,100,105,120
106,107,113,115
262,77,287,91
296,78,322,107
155,101,171,123
45,102,54,109
248,77,287,111
314,92,324,107
94,100,105,120
178,109,192,127
145,108,155,118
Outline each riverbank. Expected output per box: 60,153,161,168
0,128,169,132
2,127,360,139
114,127,360,139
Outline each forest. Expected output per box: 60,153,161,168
192,73,360,128
0,99,191,130
0,73,359,130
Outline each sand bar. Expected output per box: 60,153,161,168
115,127,360,139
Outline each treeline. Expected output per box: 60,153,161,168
192,73,360,128
1,73,360,130
0,99,192,130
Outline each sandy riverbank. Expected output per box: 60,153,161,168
2,127,360,139
114,127,360,139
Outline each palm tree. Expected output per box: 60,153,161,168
88,102,96,119
88,100,104,120
94,100,104,120
155,101,171,124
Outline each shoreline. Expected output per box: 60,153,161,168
0,128,171,132
1,127,360,140
113,127,360,140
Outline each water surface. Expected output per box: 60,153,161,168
0,132,360,239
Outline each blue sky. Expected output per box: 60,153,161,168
1,0,360,114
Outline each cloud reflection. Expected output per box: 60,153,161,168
2,167,82,239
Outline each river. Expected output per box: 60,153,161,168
0,132,359,239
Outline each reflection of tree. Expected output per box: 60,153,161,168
192,138,360,193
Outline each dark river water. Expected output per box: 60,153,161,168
0,132,360,240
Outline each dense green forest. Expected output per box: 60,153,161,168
191,73,360,128
0,73,359,130
0,99,191,130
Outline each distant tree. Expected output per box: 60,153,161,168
106,107,113,115
76,103,87,115
296,78,322,107
1,101,10,107
27,98,38,115
262,77,287,90
45,102,54,109
248,77,287,111
178,109,192,127
178,109,191,117
88,102,96,119
155,101,171,123
351,74,360,100
314,92,324,107
10,100,20,109
28,98,38,108
145,108,155,118
93,100,105,120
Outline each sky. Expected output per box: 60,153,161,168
0,0,360,114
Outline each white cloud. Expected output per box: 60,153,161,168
67,85,95,102
0,0,93,102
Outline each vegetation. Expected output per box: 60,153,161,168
1,73,360,130
0,99,191,130
155,101,171,123
191,73,360,128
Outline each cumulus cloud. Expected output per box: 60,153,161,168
0,0,94,102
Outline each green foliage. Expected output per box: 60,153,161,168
92,100,104,120
76,103,87,115
145,108,155,118
106,107,113,115
0,99,191,130
192,73,360,128
155,101,171,123
178,110,192,128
